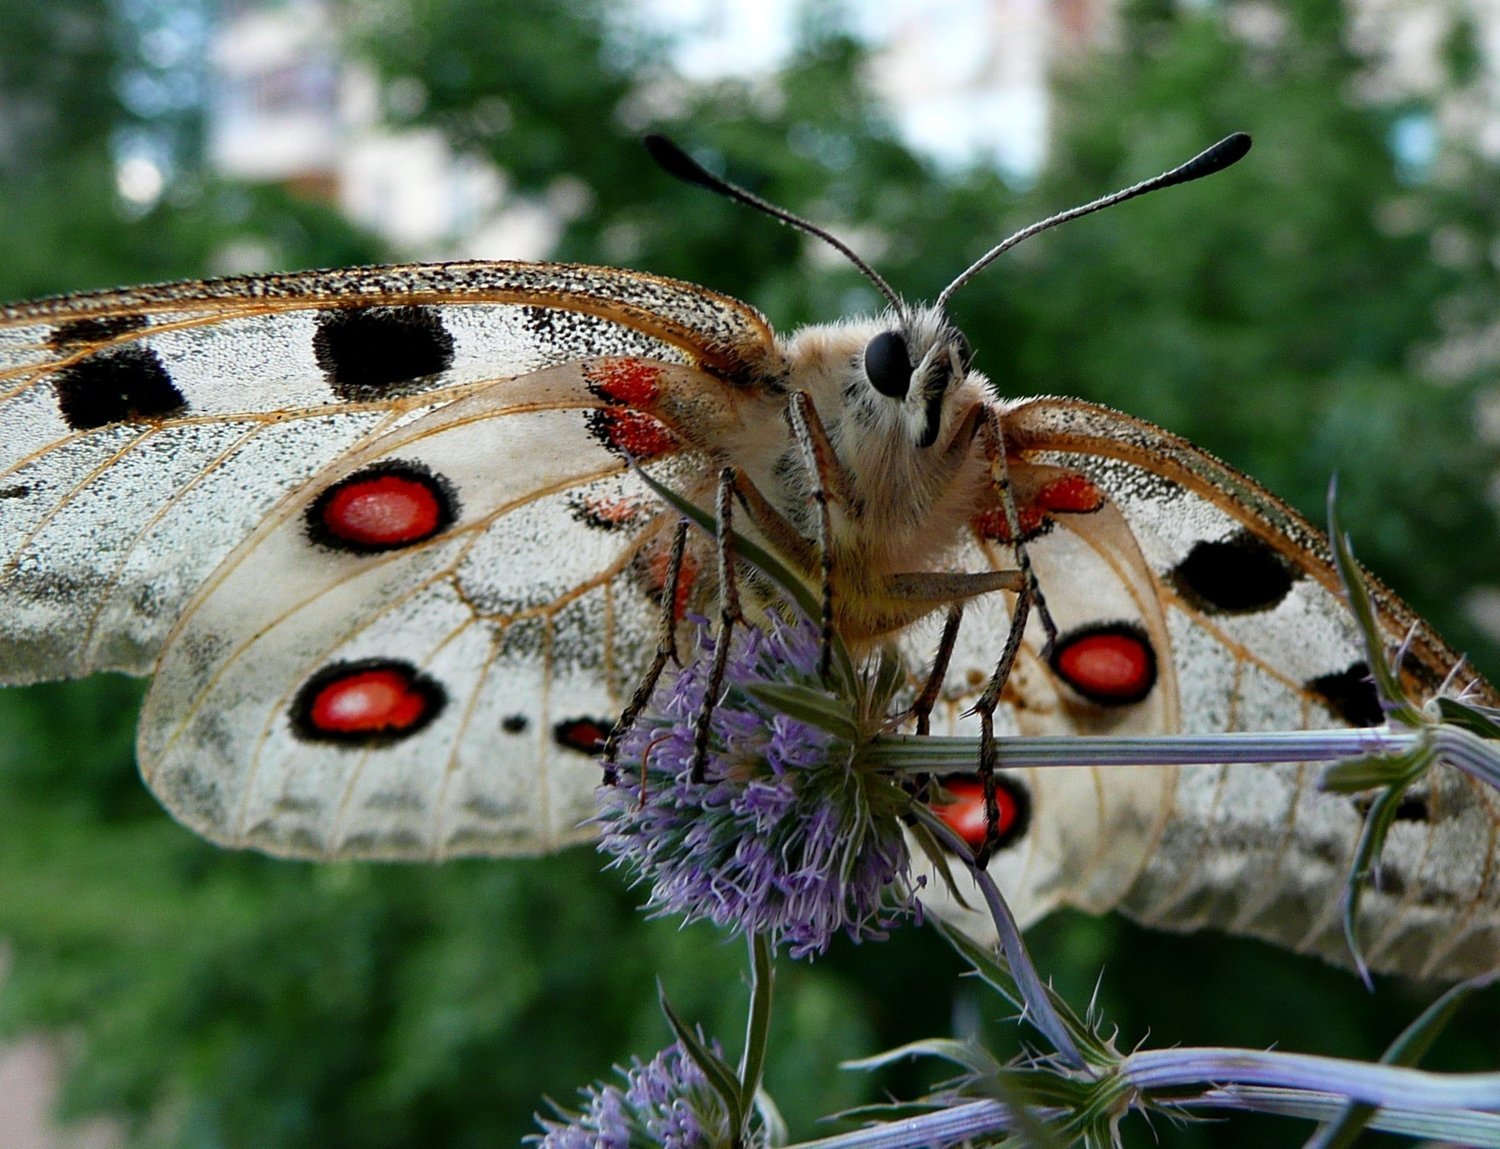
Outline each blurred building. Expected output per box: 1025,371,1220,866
201,0,1115,261
208,0,521,262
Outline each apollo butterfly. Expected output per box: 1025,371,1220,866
0,134,1495,979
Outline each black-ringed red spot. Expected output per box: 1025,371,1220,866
929,774,1031,855
306,461,458,553
553,717,614,755
1307,661,1383,727
585,408,677,461
1050,622,1157,706
291,659,446,745
583,358,664,405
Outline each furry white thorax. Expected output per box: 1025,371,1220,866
728,306,993,584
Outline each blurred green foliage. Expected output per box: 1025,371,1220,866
0,1,1497,1147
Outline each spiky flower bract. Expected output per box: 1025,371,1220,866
596,613,916,958
534,1041,743,1149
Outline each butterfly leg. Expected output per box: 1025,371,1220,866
726,464,817,574
691,466,745,782
602,517,692,783
910,603,964,737
979,406,1058,655
787,391,855,680
970,580,1033,867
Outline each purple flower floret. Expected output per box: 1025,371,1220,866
596,614,916,958
534,1041,739,1149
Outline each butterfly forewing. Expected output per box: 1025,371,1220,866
0,262,772,684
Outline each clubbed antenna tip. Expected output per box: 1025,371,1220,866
643,134,719,192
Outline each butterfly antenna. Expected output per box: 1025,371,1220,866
936,132,1252,309
645,133,907,316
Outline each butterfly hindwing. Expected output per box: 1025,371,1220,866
0,262,772,683
137,355,744,859
913,396,1499,978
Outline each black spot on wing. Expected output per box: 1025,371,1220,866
1353,790,1431,823
1169,529,1300,614
1306,661,1384,727
49,313,149,348
53,345,187,430
502,714,529,734
313,305,455,400
0,485,31,499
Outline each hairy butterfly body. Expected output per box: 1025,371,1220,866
1,137,1496,979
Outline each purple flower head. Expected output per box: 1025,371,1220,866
533,1041,740,1149
596,613,916,958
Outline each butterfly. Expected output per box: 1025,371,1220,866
0,134,1495,981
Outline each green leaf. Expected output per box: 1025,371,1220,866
1436,697,1500,740
658,983,746,1136
738,934,775,1119
1305,972,1500,1149
843,1037,1003,1077
1339,769,1429,989
1326,487,1424,727
1319,744,1429,792
905,818,981,914
743,682,859,739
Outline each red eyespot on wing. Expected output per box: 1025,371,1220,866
971,504,1050,543
584,358,664,405
1050,623,1157,705
1036,473,1104,514
308,462,457,552
930,775,1030,853
554,717,614,755
292,660,445,745
586,408,677,461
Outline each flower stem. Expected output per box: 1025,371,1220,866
869,728,1418,772
784,1099,1024,1148
1121,1046,1500,1111
911,805,1087,1069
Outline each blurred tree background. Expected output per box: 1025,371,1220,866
1,0,1498,1146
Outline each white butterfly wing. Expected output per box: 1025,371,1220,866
0,262,771,682
138,359,731,859
913,396,1500,978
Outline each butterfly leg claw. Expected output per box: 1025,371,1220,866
602,518,692,784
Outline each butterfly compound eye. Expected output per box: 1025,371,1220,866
864,330,912,399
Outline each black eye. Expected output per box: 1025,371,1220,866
864,331,911,399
